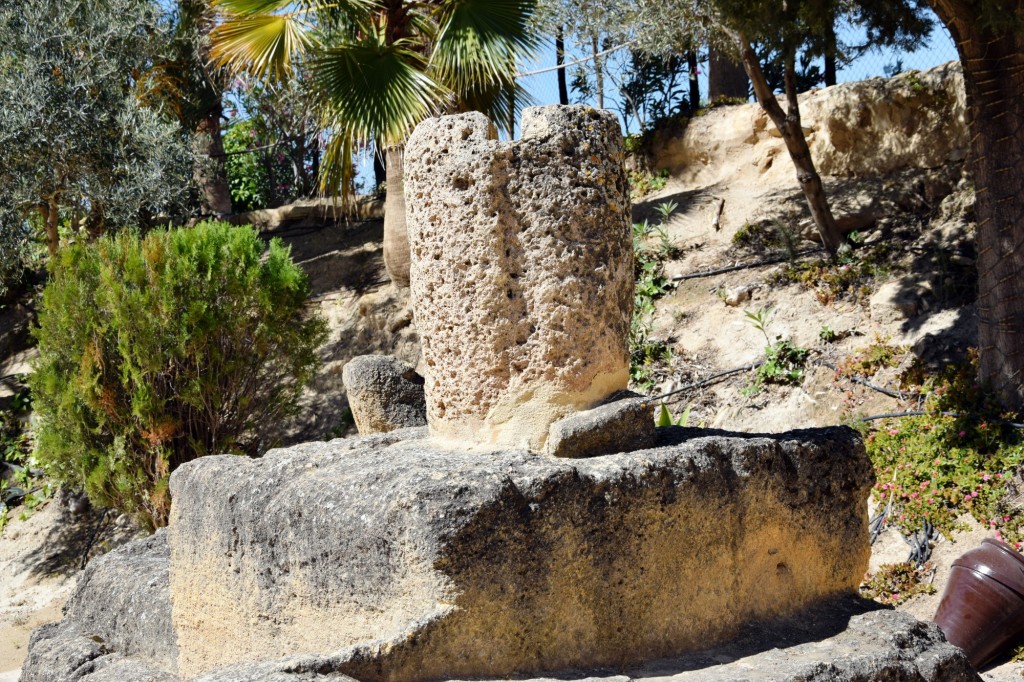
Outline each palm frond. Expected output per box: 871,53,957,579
210,14,314,80
318,130,355,197
313,31,450,147
212,0,298,16
432,0,539,91
460,78,535,137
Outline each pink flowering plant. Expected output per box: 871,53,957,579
862,352,1024,547
860,562,936,606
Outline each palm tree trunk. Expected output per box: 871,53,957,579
735,33,844,256
930,1,1024,409
384,146,411,288
194,105,232,216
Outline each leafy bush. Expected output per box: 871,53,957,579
862,352,1024,546
224,120,271,212
860,562,936,606
30,222,328,528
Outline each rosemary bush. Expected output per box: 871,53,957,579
30,222,327,528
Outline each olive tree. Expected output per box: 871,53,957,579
0,0,196,257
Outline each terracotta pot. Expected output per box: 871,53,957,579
933,538,1024,669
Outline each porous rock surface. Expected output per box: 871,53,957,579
545,393,655,458
184,606,980,682
341,354,427,435
404,106,633,450
165,425,872,681
21,530,177,682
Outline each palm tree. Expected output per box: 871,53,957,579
209,0,539,287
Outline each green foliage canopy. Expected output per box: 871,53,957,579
209,0,540,194
0,0,196,250
30,222,328,528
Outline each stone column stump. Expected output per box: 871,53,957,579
404,106,633,450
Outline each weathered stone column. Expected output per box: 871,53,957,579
404,106,633,450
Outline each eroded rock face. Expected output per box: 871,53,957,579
166,426,872,681
20,530,177,682
342,355,427,435
651,62,966,188
404,106,633,450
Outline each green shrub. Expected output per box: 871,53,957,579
861,352,1024,546
224,120,271,212
30,222,328,528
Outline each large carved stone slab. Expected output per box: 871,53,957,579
162,426,872,681
404,106,633,450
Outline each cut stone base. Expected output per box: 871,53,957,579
163,426,871,681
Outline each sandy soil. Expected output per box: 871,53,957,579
0,495,140,679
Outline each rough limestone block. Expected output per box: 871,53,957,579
545,395,655,458
21,530,178,682
404,106,633,450
167,426,872,681
342,355,427,435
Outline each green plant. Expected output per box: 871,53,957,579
628,168,670,199
30,222,328,529
629,209,678,392
861,352,1024,545
841,336,904,376
860,562,936,605
819,325,837,343
757,339,810,386
223,120,271,212
771,246,891,305
656,403,692,427
0,0,196,258
743,308,809,393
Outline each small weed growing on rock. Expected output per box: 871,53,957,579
628,168,669,199
742,308,810,395
819,325,837,343
861,352,1024,545
772,245,891,305
860,562,936,606
630,207,679,392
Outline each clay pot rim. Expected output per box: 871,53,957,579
953,538,1024,600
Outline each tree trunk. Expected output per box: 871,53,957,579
373,151,386,193
42,197,59,258
929,1,1024,409
383,146,411,288
823,22,838,87
686,51,700,110
591,34,604,109
708,46,749,101
556,27,569,106
735,33,844,256
194,105,232,216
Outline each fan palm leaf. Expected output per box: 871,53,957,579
210,13,315,79
432,0,540,93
